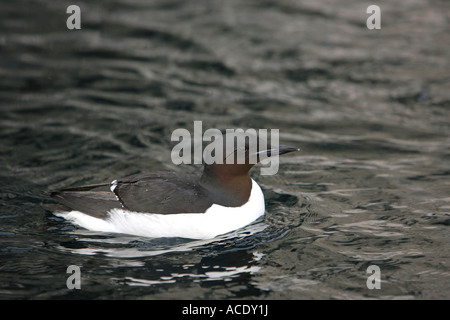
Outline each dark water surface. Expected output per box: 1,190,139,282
0,0,449,299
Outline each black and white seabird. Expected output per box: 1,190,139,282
48,133,299,239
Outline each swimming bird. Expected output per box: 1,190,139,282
48,133,299,239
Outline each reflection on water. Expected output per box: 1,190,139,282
0,0,449,299
66,226,268,288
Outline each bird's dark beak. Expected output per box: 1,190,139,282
277,145,301,156
255,145,300,158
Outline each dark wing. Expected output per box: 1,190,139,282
113,172,213,214
49,172,214,217
48,183,121,218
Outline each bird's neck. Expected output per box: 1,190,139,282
199,169,252,207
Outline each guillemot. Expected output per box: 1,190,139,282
48,133,299,239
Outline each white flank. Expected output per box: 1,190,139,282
54,179,265,239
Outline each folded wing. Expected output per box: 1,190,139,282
49,171,214,218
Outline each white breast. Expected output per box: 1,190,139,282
54,179,265,239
